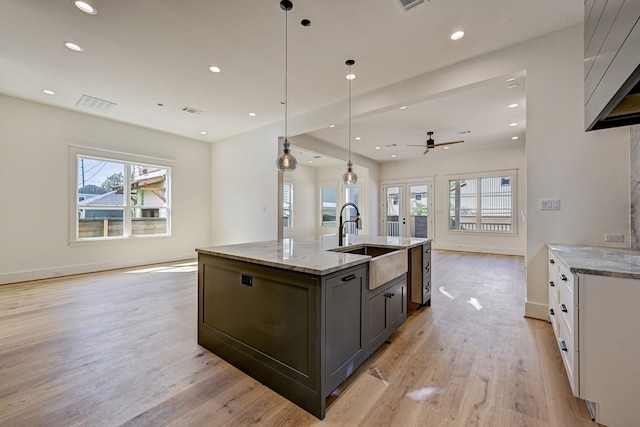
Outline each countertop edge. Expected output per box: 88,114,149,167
547,243,640,280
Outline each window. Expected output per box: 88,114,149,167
343,185,360,234
321,186,337,227
283,182,293,229
72,149,171,241
448,171,515,233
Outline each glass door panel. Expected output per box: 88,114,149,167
384,185,402,237
409,184,428,238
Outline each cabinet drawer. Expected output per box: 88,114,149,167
558,275,577,340
548,289,559,335
557,317,579,396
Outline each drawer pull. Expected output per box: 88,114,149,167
549,308,555,316
549,281,555,287
550,259,555,264
341,274,357,282
560,274,568,281
560,304,568,313
560,340,568,352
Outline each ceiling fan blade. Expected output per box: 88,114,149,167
423,147,431,155
434,140,464,147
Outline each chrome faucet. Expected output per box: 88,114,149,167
338,202,362,246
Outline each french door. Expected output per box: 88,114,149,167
382,180,433,239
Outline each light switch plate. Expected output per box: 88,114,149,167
540,199,560,210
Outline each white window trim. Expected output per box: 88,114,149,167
445,169,517,235
69,145,174,244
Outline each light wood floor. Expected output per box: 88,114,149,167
0,251,597,426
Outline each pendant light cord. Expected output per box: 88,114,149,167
348,62,351,164
284,6,288,144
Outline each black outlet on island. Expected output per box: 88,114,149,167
241,274,252,286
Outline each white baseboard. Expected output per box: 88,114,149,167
525,300,549,321
433,243,524,257
0,254,196,285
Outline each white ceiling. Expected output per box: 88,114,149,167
0,0,583,163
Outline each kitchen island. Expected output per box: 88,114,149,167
196,235,429,419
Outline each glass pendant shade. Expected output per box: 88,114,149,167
276,139,297,171
342,161,358,184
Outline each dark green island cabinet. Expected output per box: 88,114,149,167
197,240,411,419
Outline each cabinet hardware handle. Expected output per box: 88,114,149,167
385,292,395,298
549,308,555,316
560,340,568,352
560,304,568,313
549,281,555,287
550,259,555,264
341,274,357,282
560,274,568,281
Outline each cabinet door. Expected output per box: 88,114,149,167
325,265,367,392
367,291,388,353
388,277,407,331
423,244,431,305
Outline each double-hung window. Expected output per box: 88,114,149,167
448,170,516,233
71,147,171,241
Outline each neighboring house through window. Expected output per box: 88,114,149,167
71,147,171,241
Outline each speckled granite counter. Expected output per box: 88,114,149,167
196,234,430,276
547,244,640,279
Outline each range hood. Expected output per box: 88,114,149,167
584,0,640,131
588,66,640,131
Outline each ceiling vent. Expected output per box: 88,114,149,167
395,0,425,13
384,143,398,148
182,106,202,114
75,95,116,113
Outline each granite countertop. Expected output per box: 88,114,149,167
547,244,640,279
196,234,431,276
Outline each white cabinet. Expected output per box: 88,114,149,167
547,247,640,427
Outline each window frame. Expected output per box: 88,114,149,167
69,146,173,244
446,169,517,235
283,181,293,229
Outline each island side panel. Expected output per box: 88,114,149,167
197,254,324,417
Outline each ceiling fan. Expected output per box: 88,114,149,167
407,131,464,154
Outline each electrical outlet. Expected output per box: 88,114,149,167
605,233,624,242
540,199,560,210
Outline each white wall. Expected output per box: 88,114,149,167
283,163,317,238
0,95,212,284
380,143,526,255
210,124,280,245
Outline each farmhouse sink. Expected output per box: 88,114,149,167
329,245,408,290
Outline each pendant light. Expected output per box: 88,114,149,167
276,0,297,172
342,59,358,184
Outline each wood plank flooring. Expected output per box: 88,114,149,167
0,251,598,426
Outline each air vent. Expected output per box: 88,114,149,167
457,130,472,135
395,0,425,13
384,143,398,148
182,106,202,114
75,95,116,113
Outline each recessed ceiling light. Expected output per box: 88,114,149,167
443,146,450,150
346,73,356,80
43,89,55,95
308,160,313,163
507,83,519,89
450,30,465,40
391,154,397,158
248,112,257,117
509,122,518,127
375,146,381,150
506,77,516,82
355,136,361,141
200,131,207,135
329,124,335,128
399,106,408,110
64,41,84,52
209,66,221,73
74,1,96,14
512,136,519,140
507,103,518,108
